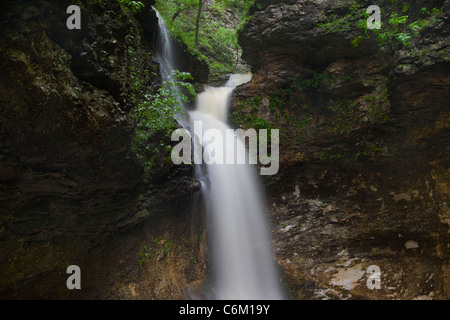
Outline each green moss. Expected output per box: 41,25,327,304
318,1,365,35
318,147,345,161
354,137,384,161
328,100,358,135
292,70,330,91
230,96,272,131
355,3,441,47
231,90,311,144
362,86,390,124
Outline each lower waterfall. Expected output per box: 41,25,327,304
189,74,283,300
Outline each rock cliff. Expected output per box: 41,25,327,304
0,0,207,299
234,0,450,299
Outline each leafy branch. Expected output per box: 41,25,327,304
93,0,145,13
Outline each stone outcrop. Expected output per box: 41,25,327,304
234,0,450,299
0,0,206,299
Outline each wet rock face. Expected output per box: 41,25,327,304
240,0,379,70
235,0,450,299
0,0,206,298
0,0,146,244
270,163,449,300
0,0,147,297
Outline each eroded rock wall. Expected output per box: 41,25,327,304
0,0,207,299
234,0,450,299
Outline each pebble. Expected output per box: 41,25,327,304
405,240,419,249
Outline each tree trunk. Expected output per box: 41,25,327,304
171,10,182,22
172,3,192,22
195,0,204,47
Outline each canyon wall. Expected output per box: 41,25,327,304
0,0,207,299
234,0,450,299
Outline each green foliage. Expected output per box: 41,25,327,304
93,0,144,13
318,1,365,34
292,70,330,91
354,3,441,47
230,96,273,131
368,12,427,46
155,0,254,76
118,0,144,12
132,70,195,136
153,237,175,256
328,100,358,135
269,89,311,142
319,1,442,48
354,138,383,161
138,246,153,265
131,70,196,178
437,47,450,62
318,14,353,33
125,25,196,179
231,90,311,144
138,238,175,266
318,147,344,161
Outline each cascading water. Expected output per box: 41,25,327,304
190,77,283,300
154,9,283,300
154,8,190,128
154,9,175,80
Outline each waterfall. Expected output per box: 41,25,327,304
190,75,283,300
154,9,283,300
154,9,175,80
154,8,190,128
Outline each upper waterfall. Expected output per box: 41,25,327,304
154,8,176,80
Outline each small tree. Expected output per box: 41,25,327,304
195,0,204,47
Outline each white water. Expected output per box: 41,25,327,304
154,8,190,128
190,74,283,300
154,10,282,300
155,9,175,80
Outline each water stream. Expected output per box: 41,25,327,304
190,78,283,300
154,10,283,300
